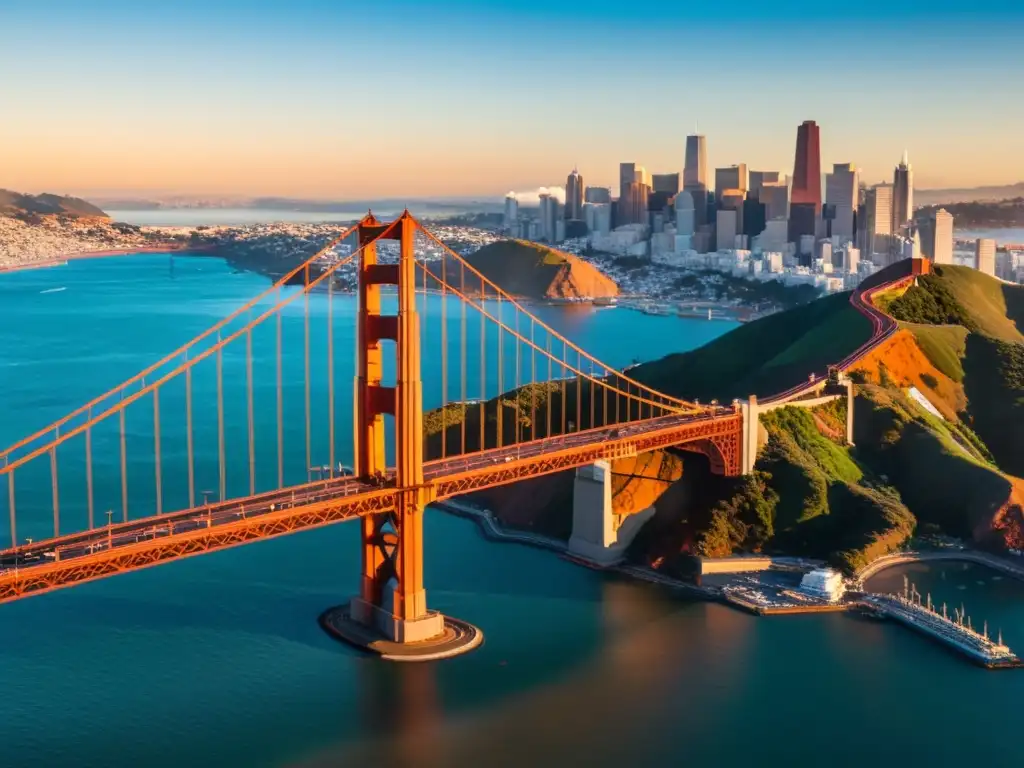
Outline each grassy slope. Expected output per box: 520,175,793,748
633,291,872,401
887,264,1024,476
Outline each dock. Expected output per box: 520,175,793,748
862,580,1021,669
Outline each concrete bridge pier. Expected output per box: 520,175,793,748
568,460,655,566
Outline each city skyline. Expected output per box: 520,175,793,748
3,0,1024,198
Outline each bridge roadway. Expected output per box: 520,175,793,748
0,408,736,584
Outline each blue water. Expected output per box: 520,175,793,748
2,255,1024,767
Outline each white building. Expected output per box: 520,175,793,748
976,238,996,276
799,568,846,602
825,163,858,241
503,194,518,232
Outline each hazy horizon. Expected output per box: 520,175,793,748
3,0,1023,198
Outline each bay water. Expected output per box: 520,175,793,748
1,255,1022,767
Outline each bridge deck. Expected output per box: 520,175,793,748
0,411,739,603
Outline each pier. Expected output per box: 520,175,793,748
863,577,1020,669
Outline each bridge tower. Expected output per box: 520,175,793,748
336,212,481,658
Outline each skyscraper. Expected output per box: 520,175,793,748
863,183,894,264
539,193,561,242
789,121,822,247
718,189,745,237
892,151,914,234
759,181,789,221
791,120,822,213
921,208,954,264
652,173,680,195
565,167,584,221
503,193,518,232
715,165,748,195
825,163,859,241
748,171,781,200
976,238,996,276
683,135,707,189
585,186,612,204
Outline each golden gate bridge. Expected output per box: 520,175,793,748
0,211,752,658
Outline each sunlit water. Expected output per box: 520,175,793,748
0,255,1022,767
107,207,482,227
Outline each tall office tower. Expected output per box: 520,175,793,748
539,193,561,242
674,191,696,236
503,193,518,232
892,150,914,234
620,181,649,226
652,173,681,195
565,167,584,221
976,238,996,276
619,162,637,194
584,186,612,204
920,208,954,264
759,181,789,221
635,166,652,189
715,165,748,196
748,171,781,200
825,163,859,241
716,209,739,251
718,189,746,236
791,120,822,213
862,183,894,264
684,134,707,189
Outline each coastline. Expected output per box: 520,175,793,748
0,243,211,275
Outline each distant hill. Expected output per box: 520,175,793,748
0,190,108,219
457,240,618,300
916,182,1024,206
915,197,1024,230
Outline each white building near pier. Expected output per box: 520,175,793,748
799,568,846,602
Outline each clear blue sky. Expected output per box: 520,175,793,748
2,0,1022,198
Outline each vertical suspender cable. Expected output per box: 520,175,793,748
85,426,94,529
7,471,15,549
186,367,195,509
304,266,311,483
154,389,162,514
441,256,448,459
328,270,335,478
50,448,59,537
247,329,255,496
217,346,225,502
120,408,128,522
276,304,284,489
460,261,467,454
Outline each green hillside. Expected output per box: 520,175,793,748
633,291,872,401
886,264,1024,476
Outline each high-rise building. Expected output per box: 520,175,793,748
619,181,649,227
791,120,822,215
619,163,636,196
759,181,789,221
862,183,894,264
585,186,612,204
684,134,707,190
715,165,748,195
976,238,996,276
652,173,680,195
748,171,781,200
716,209,738,251
718,189,745,236
921,208,954,264
539,193,561,242
503,193,518,232
674,191,696,236
892,151,914,234
825,163,859,242
565,168,584,221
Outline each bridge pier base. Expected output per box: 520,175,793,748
568,460,655,566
